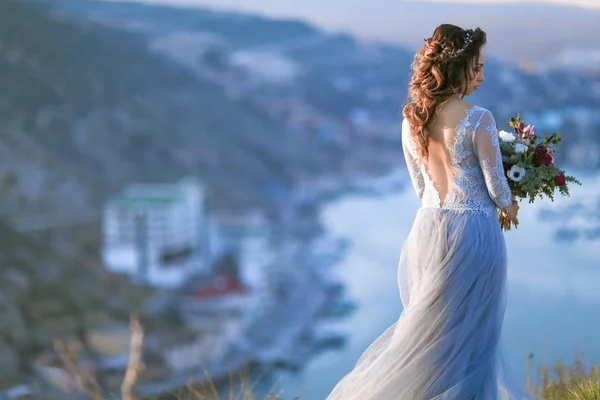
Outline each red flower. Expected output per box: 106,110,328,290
534,145,548,156
538,152,554,166
555,174,566,186
532,146,550,166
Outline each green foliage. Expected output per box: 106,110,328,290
517,164,566,203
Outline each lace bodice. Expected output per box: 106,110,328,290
402,106,512,215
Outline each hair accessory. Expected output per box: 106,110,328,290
442,29,474,59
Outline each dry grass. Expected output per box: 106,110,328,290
527,351,600,400
54,316,600,400
55,315,298,400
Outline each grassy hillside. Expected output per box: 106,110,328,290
0,0,327,213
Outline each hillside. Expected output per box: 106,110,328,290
0,0,330,216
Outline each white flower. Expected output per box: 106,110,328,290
498,130,516,142
514,143,528,153
507,165,526,182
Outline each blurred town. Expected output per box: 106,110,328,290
1,0,600,399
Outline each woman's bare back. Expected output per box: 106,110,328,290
424,99,474,205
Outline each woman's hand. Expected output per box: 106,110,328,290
499,197,520,231
502,200,520,226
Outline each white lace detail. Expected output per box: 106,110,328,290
401,106,513,215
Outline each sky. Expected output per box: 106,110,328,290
105,0,600,43
104,0,600,66
110,0,600,11
106,0,600,21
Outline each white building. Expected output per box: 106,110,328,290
102,177,210,288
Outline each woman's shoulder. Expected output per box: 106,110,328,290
442,99,487,114
469,105,495,124
436,101,496,132
469,104,492,116
436,99,484,122
451,101,494,121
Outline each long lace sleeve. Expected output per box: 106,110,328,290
473,110,512,210
402,119,424,199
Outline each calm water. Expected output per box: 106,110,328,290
269,170,600,400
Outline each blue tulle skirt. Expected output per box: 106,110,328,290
326,208,541,400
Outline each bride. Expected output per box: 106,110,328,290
325,24,541,399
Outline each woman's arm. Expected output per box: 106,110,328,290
401,119,425,199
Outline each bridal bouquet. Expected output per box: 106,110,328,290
497,114,581,231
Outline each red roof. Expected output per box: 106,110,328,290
189,273,249,300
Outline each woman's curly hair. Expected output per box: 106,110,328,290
402,24,487,160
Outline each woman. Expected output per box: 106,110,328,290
325,24,539,399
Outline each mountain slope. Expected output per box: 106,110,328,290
0,0,327,215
